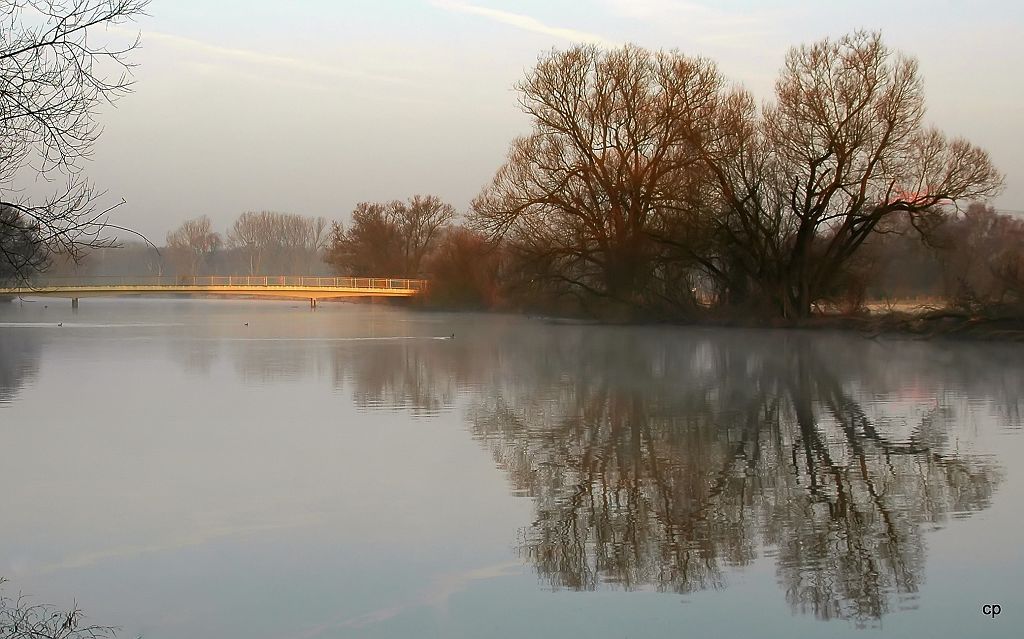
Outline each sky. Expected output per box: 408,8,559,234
67,0,1024,241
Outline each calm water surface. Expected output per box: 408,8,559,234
1,298,1021,638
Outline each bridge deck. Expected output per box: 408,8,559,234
0,276,427,299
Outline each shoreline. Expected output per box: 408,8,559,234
7,293,1024,342
436,304,1024,342
681,311,1024,342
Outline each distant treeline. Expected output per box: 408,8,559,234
47,211,334,278
322,199,1024,319
57,193,1014,321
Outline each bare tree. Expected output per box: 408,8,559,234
395,195,455,277
470,45,720,313
166,215,221,276
276,212,328,273
326,196,454,277
0,0,150,280
325,202,403,276
226,211,273,274
692,31,1004,317
308,215,329,257
226,211,329,274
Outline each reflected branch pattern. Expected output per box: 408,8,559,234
6,302,1013,626
465,332,1006,625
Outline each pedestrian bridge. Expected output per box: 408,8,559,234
0,276,427,307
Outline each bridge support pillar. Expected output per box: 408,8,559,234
71,298,79,310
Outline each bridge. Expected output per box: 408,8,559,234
0,276,427,307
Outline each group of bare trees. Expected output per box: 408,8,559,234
58,199,456,280
852,202,1024,310
324,195,455,278
471,32,1005,319
162,212,329,276
164,216,221,276
226,211,329,275
934,204,1024,308
159,196,458,280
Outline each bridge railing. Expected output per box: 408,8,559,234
10,276,428,291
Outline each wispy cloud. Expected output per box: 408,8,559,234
606,0,760,26
603,0,779,48
136,29,414,86
431,0,618,47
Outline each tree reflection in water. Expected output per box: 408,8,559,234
0,326,40,404
464,329,1009,625
71,306,1011,626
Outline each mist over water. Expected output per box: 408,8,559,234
1,298,1021,638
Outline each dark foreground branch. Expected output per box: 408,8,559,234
0,579,120,639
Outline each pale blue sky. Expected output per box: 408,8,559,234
80,0,1024,239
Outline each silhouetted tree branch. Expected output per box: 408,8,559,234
0,0,149,280
0,578,119,638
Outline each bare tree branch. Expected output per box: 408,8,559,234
1,0,150,280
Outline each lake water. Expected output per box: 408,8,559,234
1,298,1021,638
